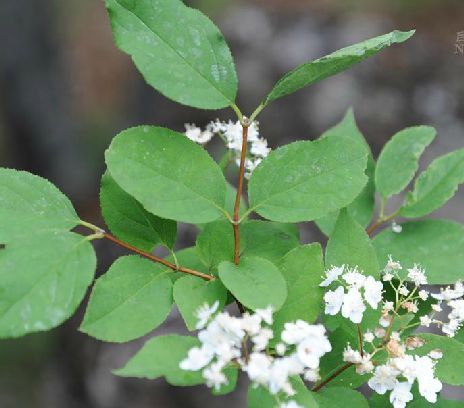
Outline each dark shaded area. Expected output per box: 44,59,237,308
0,0,463,406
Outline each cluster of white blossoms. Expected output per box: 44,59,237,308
179,302,331,408
321,265,383,323
321,258,458,408
184,119,270,178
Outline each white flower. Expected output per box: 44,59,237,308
252,327,274,351
280,401,303,408
224,121,243,151
407,265,427,286
383,301,395,311
375,327,386,338
363,276,383,309
320,265,344,287
343,345,362,364
418,290,429,301
203,361,228,390
244,352,272,384
250,138,270,157
268,356,300,396
379,315,391,328
428,349,443,360
449,299,464,320
415,356,442,403
255,306,274,325
392,222,402,233
274,343,286,357
431,303,442,312
184,124,213,144
247,121,260,142
180,346,214,371
240,313,262,336
295,328,332,368
356,355,374,375
390,381,413,408
368,364,399,394
385,256,402,273
420,315,432,327
324,286,344,315
398,285,409,297
383,272,394,282
343,269,366,287
342,287,366,324
364,331,375,343
196,301,220,329
432,281,464,301
303,368,320,382
442,319,461,337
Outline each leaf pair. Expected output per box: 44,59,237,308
107,0,414,114
0,169,96,338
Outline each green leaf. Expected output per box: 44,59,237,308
196,220,234,270
173,275,227,331
375,126,436,198
248,135,368,223
263,30,414,106
326,209,379,278
247,377,318,408
247,384,278,408
316,109,375,235
272,245,324,341
373,220,464,284
100,171,177,251
105,0,237,109
105,126,227,224
0,169,79,242
314,387,369,408
416,333,464,386
409,397,464,407
218,257,287,311
401,148,464,218
80,256,173,343
0,231,96,338
115,334,204,386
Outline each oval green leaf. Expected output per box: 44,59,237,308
373,220,464,284
114,334,204,386
0,169,79,243
263,30,414,105
272,244,324,341
105,126,227,224
326,209,379,278
218,257,287,311
105,0,237,109
248,136,368,223
401,148,464,218
100,171,177,251
375,126,436,198
80,255,173,343
0,231,96,338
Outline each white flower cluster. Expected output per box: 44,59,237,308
368,352,442,408
321,265,383,323
321,258,449,408
423,281,464,337
180,303,331,407
184,119,270,178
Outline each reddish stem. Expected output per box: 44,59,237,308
233,122,249,265
312,363,354,392
103,232,213,281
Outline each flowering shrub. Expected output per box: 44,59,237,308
1,0,464,407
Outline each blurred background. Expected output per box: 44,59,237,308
1,0,464,406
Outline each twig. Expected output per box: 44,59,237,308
80,221,213,281
312,362,354,392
